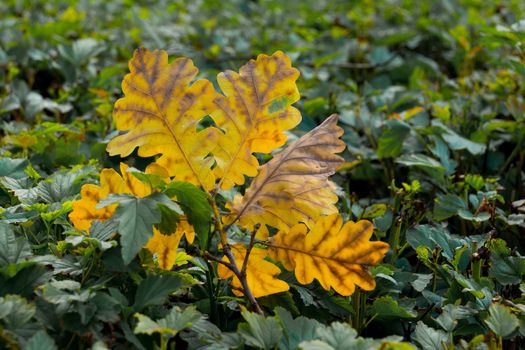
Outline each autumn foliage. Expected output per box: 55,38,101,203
69,48,389,304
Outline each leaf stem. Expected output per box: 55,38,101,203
471,241,482,284
202,251,233,269
241,225,258,277
351,287,366,334
388,217,403,263
160,335,168,350
209,196,227,246
222,247,264,314
208,198,263,314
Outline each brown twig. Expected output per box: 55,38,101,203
202,250,234,269
222,246,264,315
241,224,259,277
207,196,264,314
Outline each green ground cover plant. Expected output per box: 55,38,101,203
1,1,525,349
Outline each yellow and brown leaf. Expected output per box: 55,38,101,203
225,114,345,231
107,48,219,190
69,163,151,231
145,219,195,270
217,244,289,298
268,214,389,296
69,163,194,270
212,51,301,189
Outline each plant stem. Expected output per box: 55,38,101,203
499,132,524,175
472,258,482,284
241,226,258,277
205,260,218,325
352,287,365,334
388,217,403,264
222,247,263,314
209,197,228,246
160,336,168,350
207,198,263,314
471,241,481,284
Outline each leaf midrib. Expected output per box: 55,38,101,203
138,57,205,189
215,61,293,190
230,116,338,226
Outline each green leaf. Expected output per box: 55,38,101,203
129,168,167,189
488,239,525,285
0,263,51,297
299,322,407,350
457,209,491,222
429,136,457,175
99,194,161,264
431,103,450,122
164,182,212,247
0,294,35,329
40,280,90,304
134,305,204,337
433,194,467,221
4,166,95,205
133,273,196,311
484,303,519,338
377,119,411,159
275,307,321,350
142,192,184,236
0,204,39,224
432,120,486,155
238,308,283,350
120,320,147,350
434,304,475,332
370,296,417,320
180,317,241,350
412,322,448,350
408,273,433,292
362,204,387,220
31,254,83,276
90,219,119,242
308,322,360,349
449,270,485,299
406,225,436,251
259,292,299,316
0,157,29,179
91,341,110,350
0,223,32,266
36,167,96,204
134,314,164,335
156,202,181,235
519,318,525,338
406,224,466,261
25,330,58,350
396,154,445,172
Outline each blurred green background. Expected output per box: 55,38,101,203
1,1,525,348
2,0,524,199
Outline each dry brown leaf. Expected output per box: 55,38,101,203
225,114,345,231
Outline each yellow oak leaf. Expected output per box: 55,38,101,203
217,244,289,298
225,114,345,231
69,163,151,231
70,162,196,266
106,48,219,190
145,219,195,270
212,51,301,189
268,214,389,296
